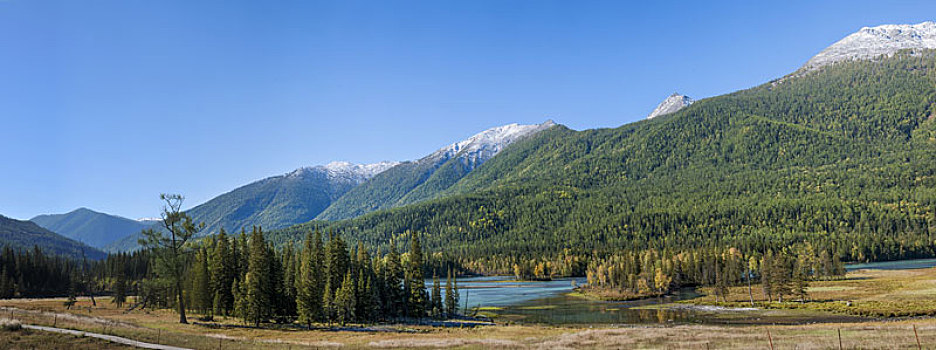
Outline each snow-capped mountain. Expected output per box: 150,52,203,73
107,160,398,251
647,93,694,119
317,120,557,220
170,161,395,236
803,21,936,71
429,120,556,170
288,161,400,183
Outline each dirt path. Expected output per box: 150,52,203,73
22,324,192,350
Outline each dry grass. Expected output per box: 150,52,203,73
0,317,21,331
0,327,137,349
689,267,936,317
0,286,935,349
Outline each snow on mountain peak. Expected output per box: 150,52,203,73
803,21,936,71
323,161,399,179
430,120,556,167
647,93,694,119
286,161,399,183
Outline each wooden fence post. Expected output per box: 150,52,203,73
914,324,922,350
838,328,843,350
766,328,775,350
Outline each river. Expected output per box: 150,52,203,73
428,258,936,325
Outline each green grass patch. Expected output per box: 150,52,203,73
516,305,556,310
475,306,505,311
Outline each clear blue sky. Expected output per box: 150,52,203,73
2,1,934,220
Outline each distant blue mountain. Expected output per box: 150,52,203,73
0,214,105,259
31,208,155,249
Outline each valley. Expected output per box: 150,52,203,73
2,261,936,349
5,7,936,348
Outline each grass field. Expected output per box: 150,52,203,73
688,267,936,317
0,327,137,349
1,268,935,349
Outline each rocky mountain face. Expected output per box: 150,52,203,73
803,21,936,71
647,93,694,119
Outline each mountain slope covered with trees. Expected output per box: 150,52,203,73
0,215,106,260
31,208,154,249
273,51,936,274
317,122,555,221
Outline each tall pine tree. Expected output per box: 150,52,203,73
405,234,427,318
245,227,271,326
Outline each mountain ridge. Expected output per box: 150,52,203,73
803,21,936,71
316,120,557,221
30,207,154,249
270,46,936,266
1,214,106,260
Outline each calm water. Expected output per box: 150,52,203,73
425,258,936,325
845,258,936,271
430,276,867,325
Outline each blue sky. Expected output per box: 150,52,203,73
1,0,934,220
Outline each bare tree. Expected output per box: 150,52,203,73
139,194,204,324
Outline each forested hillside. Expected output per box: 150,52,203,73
0,215,106,260
31,208,154,248
317,122,555,221
273,51,936,274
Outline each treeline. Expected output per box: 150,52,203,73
0,245,149,300
141,227,460,326
583,242,846,302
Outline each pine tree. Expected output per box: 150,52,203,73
210,229,235,316
322,280,335,323
772,252,792,303
297,231,323,327
405,234,427,318
384,242,404,318
761,251,774,302
354,244,375,322
268,243,288,322
245,227,271,326
445,268,457,317
431,271,442,318
138,194,205,324
233,278,247,324
334,271,356,325
312,229,326,308
112,272,127,308
357,275,376,322
281,244,297,320
792,255,810,303
192,247,212,316
324,231,349,298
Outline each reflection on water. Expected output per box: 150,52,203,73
492,289,702,324
426,258,936,325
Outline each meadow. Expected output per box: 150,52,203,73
3,266,936,350
688,267,936,318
